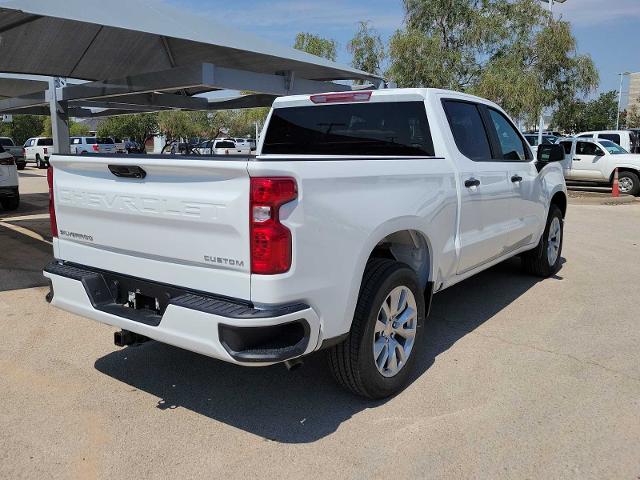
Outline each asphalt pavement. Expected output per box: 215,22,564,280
1,168,639,479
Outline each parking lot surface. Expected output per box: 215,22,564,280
1,169,639,479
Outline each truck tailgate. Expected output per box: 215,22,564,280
50,155,251,299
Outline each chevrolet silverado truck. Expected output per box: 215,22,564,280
558,137,640,196
43,88,568,398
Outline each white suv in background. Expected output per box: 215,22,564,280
70,137,117,154
24,137,54,168
576,130,639,153
0,143,19,210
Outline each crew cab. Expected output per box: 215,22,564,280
0,143,19,210
0,137,25,170
24,137,53,168
43,88,567,398
577,130,639,154
558,137,640,195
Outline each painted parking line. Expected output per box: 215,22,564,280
0,213,50,222
0,221,52,246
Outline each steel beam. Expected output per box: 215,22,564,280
58,63,350,102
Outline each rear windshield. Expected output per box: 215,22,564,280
0,138,13,146
262,101,435,156
37,138,54,146
214,141,235,148
598,133,621,145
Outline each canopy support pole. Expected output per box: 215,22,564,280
48,77,70,154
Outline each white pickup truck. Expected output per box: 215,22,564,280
558,137,640,196
44,88,567,398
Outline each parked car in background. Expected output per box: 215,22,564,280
0,143,19,210
23,137,53,168
44,88,567,398
558,137,640,195
196,138,249,155
124,140,144,154
576,130,639,154
112,138,126,153
0,137,25,169
70,137,117,154
523,134,558,156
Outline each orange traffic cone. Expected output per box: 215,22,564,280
612,168,620,197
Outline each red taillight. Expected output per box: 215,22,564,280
47,167,58,238
92,144,99,152
310,91,372,104
250,177,297,274
22,148,25,155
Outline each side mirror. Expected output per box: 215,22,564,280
536,143,564,163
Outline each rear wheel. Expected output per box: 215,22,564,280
617,171,640,196
522,205,563,277
0,193,19,211
328,258,425,399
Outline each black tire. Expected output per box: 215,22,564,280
0,194,19,211
522,205,563,277
17,163,25,171
617,171,640,196
328,258,425,399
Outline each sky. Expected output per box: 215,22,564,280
167,0,640,106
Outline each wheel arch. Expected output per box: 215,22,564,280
550,190,567,218
360,225,434,291
609,167,640,183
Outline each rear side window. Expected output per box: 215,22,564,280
86,138,96,144
560,141,573,154
37,138,53,146
0,144,5,153
443,101,492,161
71,138,81,144
0,138,13,146
598,133,621,145
262,101,434,156
488,109,528,161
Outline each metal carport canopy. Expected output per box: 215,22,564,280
0,0,379,84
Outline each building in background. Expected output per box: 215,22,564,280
628,72,640,110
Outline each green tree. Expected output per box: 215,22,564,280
96,113,158,143
551,91,618,133
347,21,385,78
294,32,337,61
388,0,598,123
41,117,91,137
0,115,45,144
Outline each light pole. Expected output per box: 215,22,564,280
537,0,567,144
616,72,630,130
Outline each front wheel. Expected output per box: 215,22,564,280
618,171,640,196
522,205,564,277
328,258,425,399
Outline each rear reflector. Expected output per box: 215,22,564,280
250,177,297,274
47,167,58,238
310,91,372,104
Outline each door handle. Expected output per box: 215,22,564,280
511,175,523,183
573,157,581,161
464,178,480,188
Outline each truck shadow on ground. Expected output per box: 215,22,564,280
94,257,564,444
0,222,52,292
